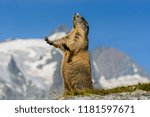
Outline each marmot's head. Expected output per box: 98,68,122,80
72,13,89,35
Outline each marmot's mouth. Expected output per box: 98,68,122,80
72,13,89,34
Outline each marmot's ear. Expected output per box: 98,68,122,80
81,17,89,35
86,25,89,35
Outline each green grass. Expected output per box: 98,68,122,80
63,82,150,97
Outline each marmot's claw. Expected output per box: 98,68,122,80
45,37,49,41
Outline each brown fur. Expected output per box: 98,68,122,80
45,13,93,94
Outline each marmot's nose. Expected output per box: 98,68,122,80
74,13,80,17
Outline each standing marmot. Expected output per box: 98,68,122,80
45,13,93,94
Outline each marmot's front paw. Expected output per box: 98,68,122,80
45,37,53,45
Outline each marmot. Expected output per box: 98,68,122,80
45,13,93,94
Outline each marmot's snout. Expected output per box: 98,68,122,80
74,13,80,17
73,13,89,35
73,13,82,24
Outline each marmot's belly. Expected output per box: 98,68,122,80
62,61,93,90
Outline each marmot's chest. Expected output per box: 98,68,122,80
62,51,89,66
63,52,74,64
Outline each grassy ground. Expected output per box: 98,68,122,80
63,83,150,97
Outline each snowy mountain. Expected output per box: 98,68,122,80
0,26,149,99
0,25,68,99
0,39,59,99
91,46,150,89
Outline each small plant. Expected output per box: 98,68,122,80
63,82,150,97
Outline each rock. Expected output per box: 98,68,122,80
62,90,150,100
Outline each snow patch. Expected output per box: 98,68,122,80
99,74,150,89
0,39,48,52
93,60,99,73
48,32,67,41
0,39,52,59
25,59,57,86
16,86,22,93
132,64,138,73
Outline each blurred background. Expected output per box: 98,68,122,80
0,0,150,72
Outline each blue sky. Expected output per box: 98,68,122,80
0,0,150,73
